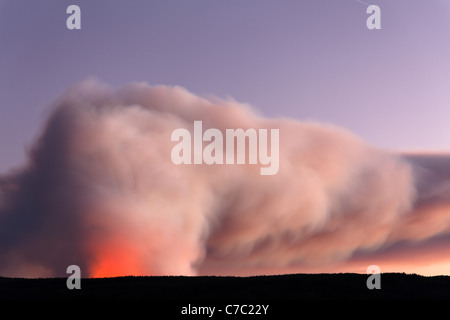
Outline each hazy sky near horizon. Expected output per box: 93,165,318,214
1,0,450,173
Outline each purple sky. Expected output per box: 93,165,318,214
1,0,450,173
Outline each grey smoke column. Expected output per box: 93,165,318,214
0,80,449,278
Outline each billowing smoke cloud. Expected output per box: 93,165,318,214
1,79,450,277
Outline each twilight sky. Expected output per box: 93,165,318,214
1,1,450,278
1,0,450,172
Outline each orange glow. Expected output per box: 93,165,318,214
88,238,147,278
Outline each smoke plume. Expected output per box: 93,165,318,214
1,79,450,277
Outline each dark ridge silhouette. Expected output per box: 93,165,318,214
1,273,450,300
